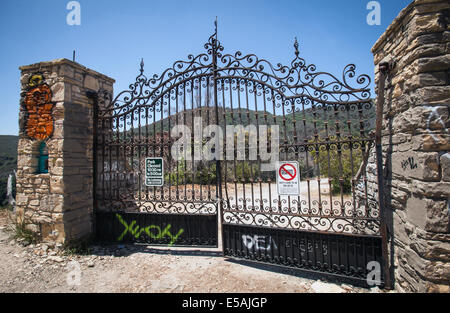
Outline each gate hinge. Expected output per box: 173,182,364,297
379,60,395,75
86,90,99,100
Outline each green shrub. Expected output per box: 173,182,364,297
225,161,260,183
165,160,218,185
194,162,217,185
165,160,192,185
12,221,39,244
63,236,93,256
299,161,315,179
312,141,363,194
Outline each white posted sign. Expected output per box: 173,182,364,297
277,161,300,196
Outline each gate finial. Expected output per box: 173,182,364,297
294,37,299,57
140,58,144,74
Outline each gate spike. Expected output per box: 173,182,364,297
294,37,299,57
140,58,144,74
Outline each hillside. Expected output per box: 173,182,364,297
119,101,376,141
0,102,375,205
0,135,18,206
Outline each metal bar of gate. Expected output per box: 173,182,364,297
212,19,224,253
376,62,392,289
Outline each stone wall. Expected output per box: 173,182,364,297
16,59,114,244
371,0,449,292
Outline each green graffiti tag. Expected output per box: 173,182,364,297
116,214,184,246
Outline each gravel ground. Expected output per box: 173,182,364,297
0,210,390,293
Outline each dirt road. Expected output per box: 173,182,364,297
0,210,386,293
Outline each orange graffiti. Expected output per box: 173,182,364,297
24,84,54,140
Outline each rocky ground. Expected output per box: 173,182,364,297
0,210,391,293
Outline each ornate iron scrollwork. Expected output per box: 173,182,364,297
96,26,378,235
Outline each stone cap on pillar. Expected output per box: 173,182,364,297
19,58,115,85
372,0,449,53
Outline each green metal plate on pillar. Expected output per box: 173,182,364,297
145,158,164,187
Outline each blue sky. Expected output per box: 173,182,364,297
0,0,411,135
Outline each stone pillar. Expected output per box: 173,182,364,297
371,0,449,292
16,59,114,244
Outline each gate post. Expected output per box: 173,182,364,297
375,63,392,289
211,21,225,253
16,59,114,244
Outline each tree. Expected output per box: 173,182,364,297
312,140,364,194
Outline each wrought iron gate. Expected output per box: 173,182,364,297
93,24,387,287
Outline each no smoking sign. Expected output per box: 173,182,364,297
277,161,300,196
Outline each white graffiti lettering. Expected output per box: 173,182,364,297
242,235,278,252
